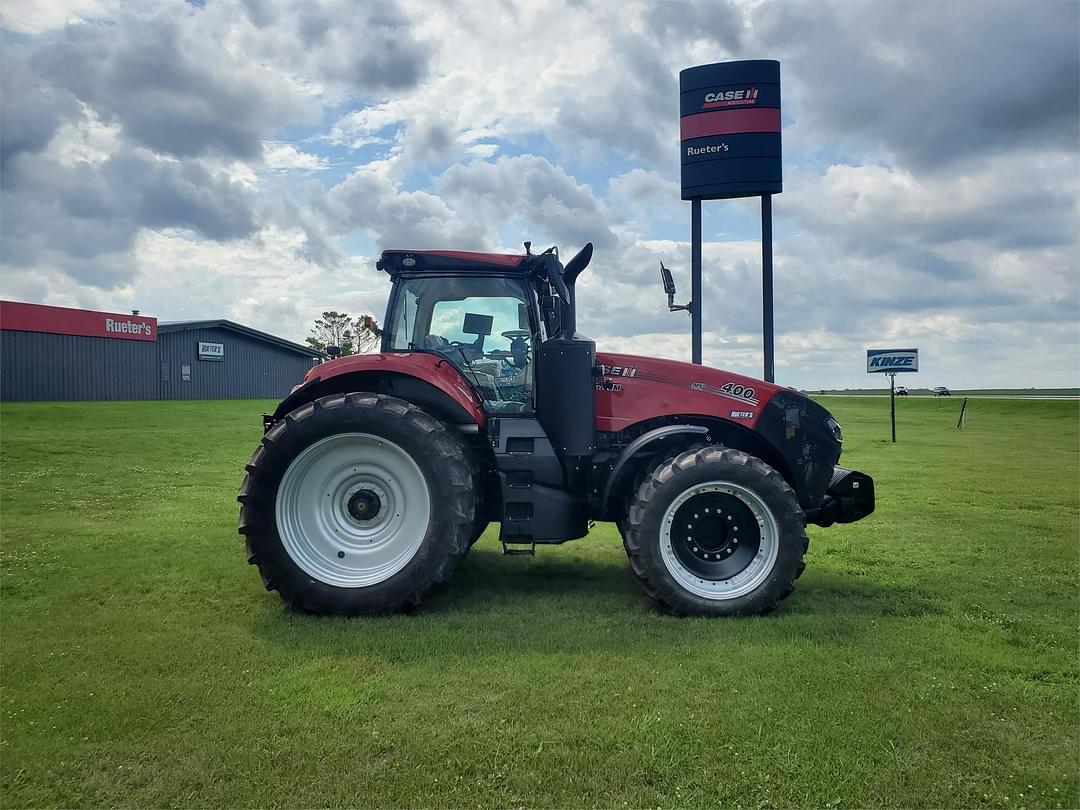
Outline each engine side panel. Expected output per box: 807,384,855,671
594,352,783,432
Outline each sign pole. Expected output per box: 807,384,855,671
691,198,702,364
957,397,968,429
762,193,774,382
679,60,781,371
890,372,897,443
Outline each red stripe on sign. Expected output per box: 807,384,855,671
680,108,781,140
0,300,157,341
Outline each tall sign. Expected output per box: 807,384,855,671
678,60,781,378
867,347,919,442
680,60,782,200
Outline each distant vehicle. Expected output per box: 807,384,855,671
895,386,909,396
933,386,951,397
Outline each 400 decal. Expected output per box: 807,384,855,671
690,381,759,406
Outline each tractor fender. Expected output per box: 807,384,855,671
273,354,486,428
600,425,710,516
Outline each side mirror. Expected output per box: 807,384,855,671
660,262,676,296
326,345,341,358
660,261,691,314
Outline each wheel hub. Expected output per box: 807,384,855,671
659,481,779,601
346,488,382,522
671,492,761,579
275,433,432,588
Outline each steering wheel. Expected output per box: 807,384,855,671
497,330,530,369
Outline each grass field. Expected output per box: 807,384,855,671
816,388,1079,398
1,396,1077,808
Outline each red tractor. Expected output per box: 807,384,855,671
238,243,874,616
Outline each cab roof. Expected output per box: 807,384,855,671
377,249,530,275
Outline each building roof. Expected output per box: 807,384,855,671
158,319,324,357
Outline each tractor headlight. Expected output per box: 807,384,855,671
826,417,843,444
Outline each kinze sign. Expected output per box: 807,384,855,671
867,348,919,373
679,60,782,200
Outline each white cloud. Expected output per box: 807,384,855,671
1,0,1077,389
0,0,119,33
262,142,328,171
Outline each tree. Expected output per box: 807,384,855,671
306,311,381,356
353,315,381,354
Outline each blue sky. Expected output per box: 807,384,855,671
1,0,1077,389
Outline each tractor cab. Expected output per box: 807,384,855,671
377,258,540,414
376,245,600,547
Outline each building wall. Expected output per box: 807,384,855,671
0,330,159,401
157,326,317,400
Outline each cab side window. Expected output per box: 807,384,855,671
387,277,535,414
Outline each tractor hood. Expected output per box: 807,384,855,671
594,351,844,509
593,351,787,433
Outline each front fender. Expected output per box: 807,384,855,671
600,425,711,516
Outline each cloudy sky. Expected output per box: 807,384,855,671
1,0,1077,389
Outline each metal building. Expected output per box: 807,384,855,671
0,301,322,402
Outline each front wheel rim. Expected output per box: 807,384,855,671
275,432,431,588
659,481,779,600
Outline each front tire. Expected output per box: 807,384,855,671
623,446,807,616
238,393,476,615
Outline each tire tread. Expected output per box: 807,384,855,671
237,393,477,615
623,445,808,616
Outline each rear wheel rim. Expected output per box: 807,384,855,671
659,481,779,600
275,432,431,588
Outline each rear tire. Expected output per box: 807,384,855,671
623,446,807,616
238,393,476,615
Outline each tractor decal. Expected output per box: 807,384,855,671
687,381,760,406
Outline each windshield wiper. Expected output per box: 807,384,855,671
452,346,488,394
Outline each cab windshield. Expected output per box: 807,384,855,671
386,275,537,414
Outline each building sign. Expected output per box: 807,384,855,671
198,342,224,361
0,300,156,341
867,348,919,373
680,60,782,200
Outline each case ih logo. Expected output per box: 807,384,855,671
105,317,153,337
702,88,758,109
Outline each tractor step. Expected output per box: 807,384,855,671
492,417,590,546
501,541,535,556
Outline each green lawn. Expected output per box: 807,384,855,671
816,388,1079,398
1,397,1077,808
